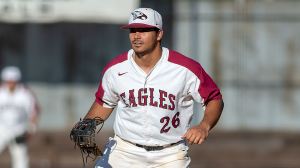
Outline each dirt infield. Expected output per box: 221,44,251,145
1,130,300,168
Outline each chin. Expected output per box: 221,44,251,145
132,47,145,54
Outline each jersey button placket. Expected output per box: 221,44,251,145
143,80,151,143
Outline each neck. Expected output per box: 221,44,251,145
134,46,163,74
3,82,18,93
8,85,16,93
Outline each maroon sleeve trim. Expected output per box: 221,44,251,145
168,50,222,105
95,52,128,105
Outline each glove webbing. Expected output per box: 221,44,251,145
70,117,104,167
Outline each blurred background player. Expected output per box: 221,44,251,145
0,66,40,168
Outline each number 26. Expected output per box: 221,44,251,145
160,112,180,133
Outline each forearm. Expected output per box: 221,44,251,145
182,99,224,144
84,101,114,121
199,99,224,131
29,106,40,133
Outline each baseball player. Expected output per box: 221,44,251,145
0,66,40,168
84,8,224,167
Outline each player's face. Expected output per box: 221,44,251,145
129,28,163,55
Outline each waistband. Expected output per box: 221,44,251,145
117,136,185,151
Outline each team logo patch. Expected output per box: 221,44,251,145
131,11,148,20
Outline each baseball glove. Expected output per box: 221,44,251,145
70,117,104,166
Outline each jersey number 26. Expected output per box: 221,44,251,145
160,112,180,133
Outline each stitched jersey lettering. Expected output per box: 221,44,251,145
128,89,137,107
120,88,176,110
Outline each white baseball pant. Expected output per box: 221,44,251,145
0,128,29,168
107,136,190,168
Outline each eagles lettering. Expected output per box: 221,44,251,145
120,88,175,110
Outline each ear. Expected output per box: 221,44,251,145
157,30,163,41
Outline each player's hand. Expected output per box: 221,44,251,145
182,122,210,145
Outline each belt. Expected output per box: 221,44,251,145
120,137,184,151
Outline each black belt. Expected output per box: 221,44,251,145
122,137,184,151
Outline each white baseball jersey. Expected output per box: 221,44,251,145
0,84,38,137
95,47,222,146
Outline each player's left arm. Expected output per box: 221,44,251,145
182,98,224,144
181,60,224,144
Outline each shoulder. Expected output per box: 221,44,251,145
167,50,204,75
13,84,36,99
102,52,128,75
18,84,34,95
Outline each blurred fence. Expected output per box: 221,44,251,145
174,0,300,131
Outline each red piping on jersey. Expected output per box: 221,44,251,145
95,52,128,105
168,50,222,105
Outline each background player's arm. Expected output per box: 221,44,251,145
28,89,41,135
183,99,224,144
84,101,114,121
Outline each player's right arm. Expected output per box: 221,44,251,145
84,101,114,121
84,53,128,121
